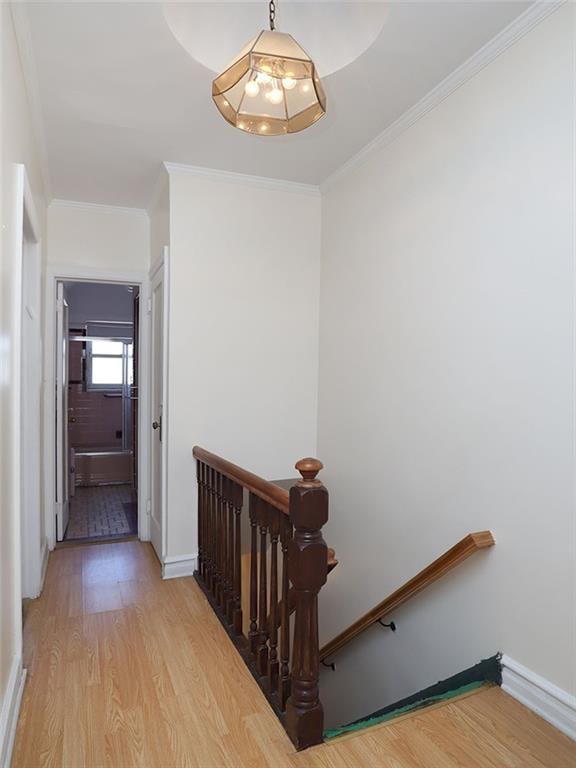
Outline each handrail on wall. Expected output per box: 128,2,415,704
319,531,495,663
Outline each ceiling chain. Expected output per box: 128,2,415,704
269,0,276,31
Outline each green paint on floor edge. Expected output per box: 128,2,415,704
323,680,487,740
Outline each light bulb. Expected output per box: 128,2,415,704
259,123,269,133
256,72,272,85
265,88,283,105
282,77,297,90
300,82,311,93
244,80,260,98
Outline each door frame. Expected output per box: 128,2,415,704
149,247,170,562
19,171,44,597
54,283,69,542
43,264,151,549
12,165,43,611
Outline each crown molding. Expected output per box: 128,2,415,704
10,3,53,201
49,199,149,218
321,0,566,192
163,162,321,198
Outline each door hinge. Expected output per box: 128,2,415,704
147,297,152,314
146,499,151,517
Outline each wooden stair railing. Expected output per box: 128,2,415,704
320,531,495,663
267,548,338,631
193,446,330,750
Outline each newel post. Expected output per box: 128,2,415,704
285,458,328,751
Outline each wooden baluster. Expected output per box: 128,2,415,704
207,466,214,595
202,462,209,583
216,472,224,606
212,467,218,596
256,500,269,677
217,473,225,608
204,463,210,583
205,465,213,591
218,472,227,610
231,481,243,635
248,493,259,655
286,458,328,751
268,509,280,692
201,462,207,581
196,460,202,579
212,469,220,601
224,476,235,623
278,515,293,710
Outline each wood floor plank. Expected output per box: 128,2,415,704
12,540,575,768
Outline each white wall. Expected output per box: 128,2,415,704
47,201,149,272
317,4,575,728
166,170,321,560
149,173,169,265
0,3,47,760
64,281,136,327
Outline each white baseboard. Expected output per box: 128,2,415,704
501,654,576,740
0,657,27,768
162,553,198,580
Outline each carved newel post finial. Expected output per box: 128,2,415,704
295,457,324,485
286,457,328,751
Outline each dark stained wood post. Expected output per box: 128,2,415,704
218,471,226,609
224,476,235,623
278,515,293,710
213,469,222,603
196,460,203,580
248,493,259,655
267,509,280,692
231,481,244,635
207,467,215,593
256,500,269,676
285,458,328,751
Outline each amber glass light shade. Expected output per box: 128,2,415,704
212,30,326,136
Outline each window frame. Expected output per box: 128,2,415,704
85,338,131,392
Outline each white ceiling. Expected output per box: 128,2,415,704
162,3,392,77
21,1,532,208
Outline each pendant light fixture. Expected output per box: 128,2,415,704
212,0,326,136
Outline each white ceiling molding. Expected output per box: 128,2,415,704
49,199,149,219
321,0,566,192
10,3,53,201
163,162,321,198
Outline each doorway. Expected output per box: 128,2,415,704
55,281,140,542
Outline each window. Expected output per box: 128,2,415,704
87,340,133,390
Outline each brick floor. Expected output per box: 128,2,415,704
65,484,136,540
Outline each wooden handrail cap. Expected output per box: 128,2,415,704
295,457,323,482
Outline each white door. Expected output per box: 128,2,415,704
55,282,70,541
150,250,168,561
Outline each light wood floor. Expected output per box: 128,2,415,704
12,541,575,768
